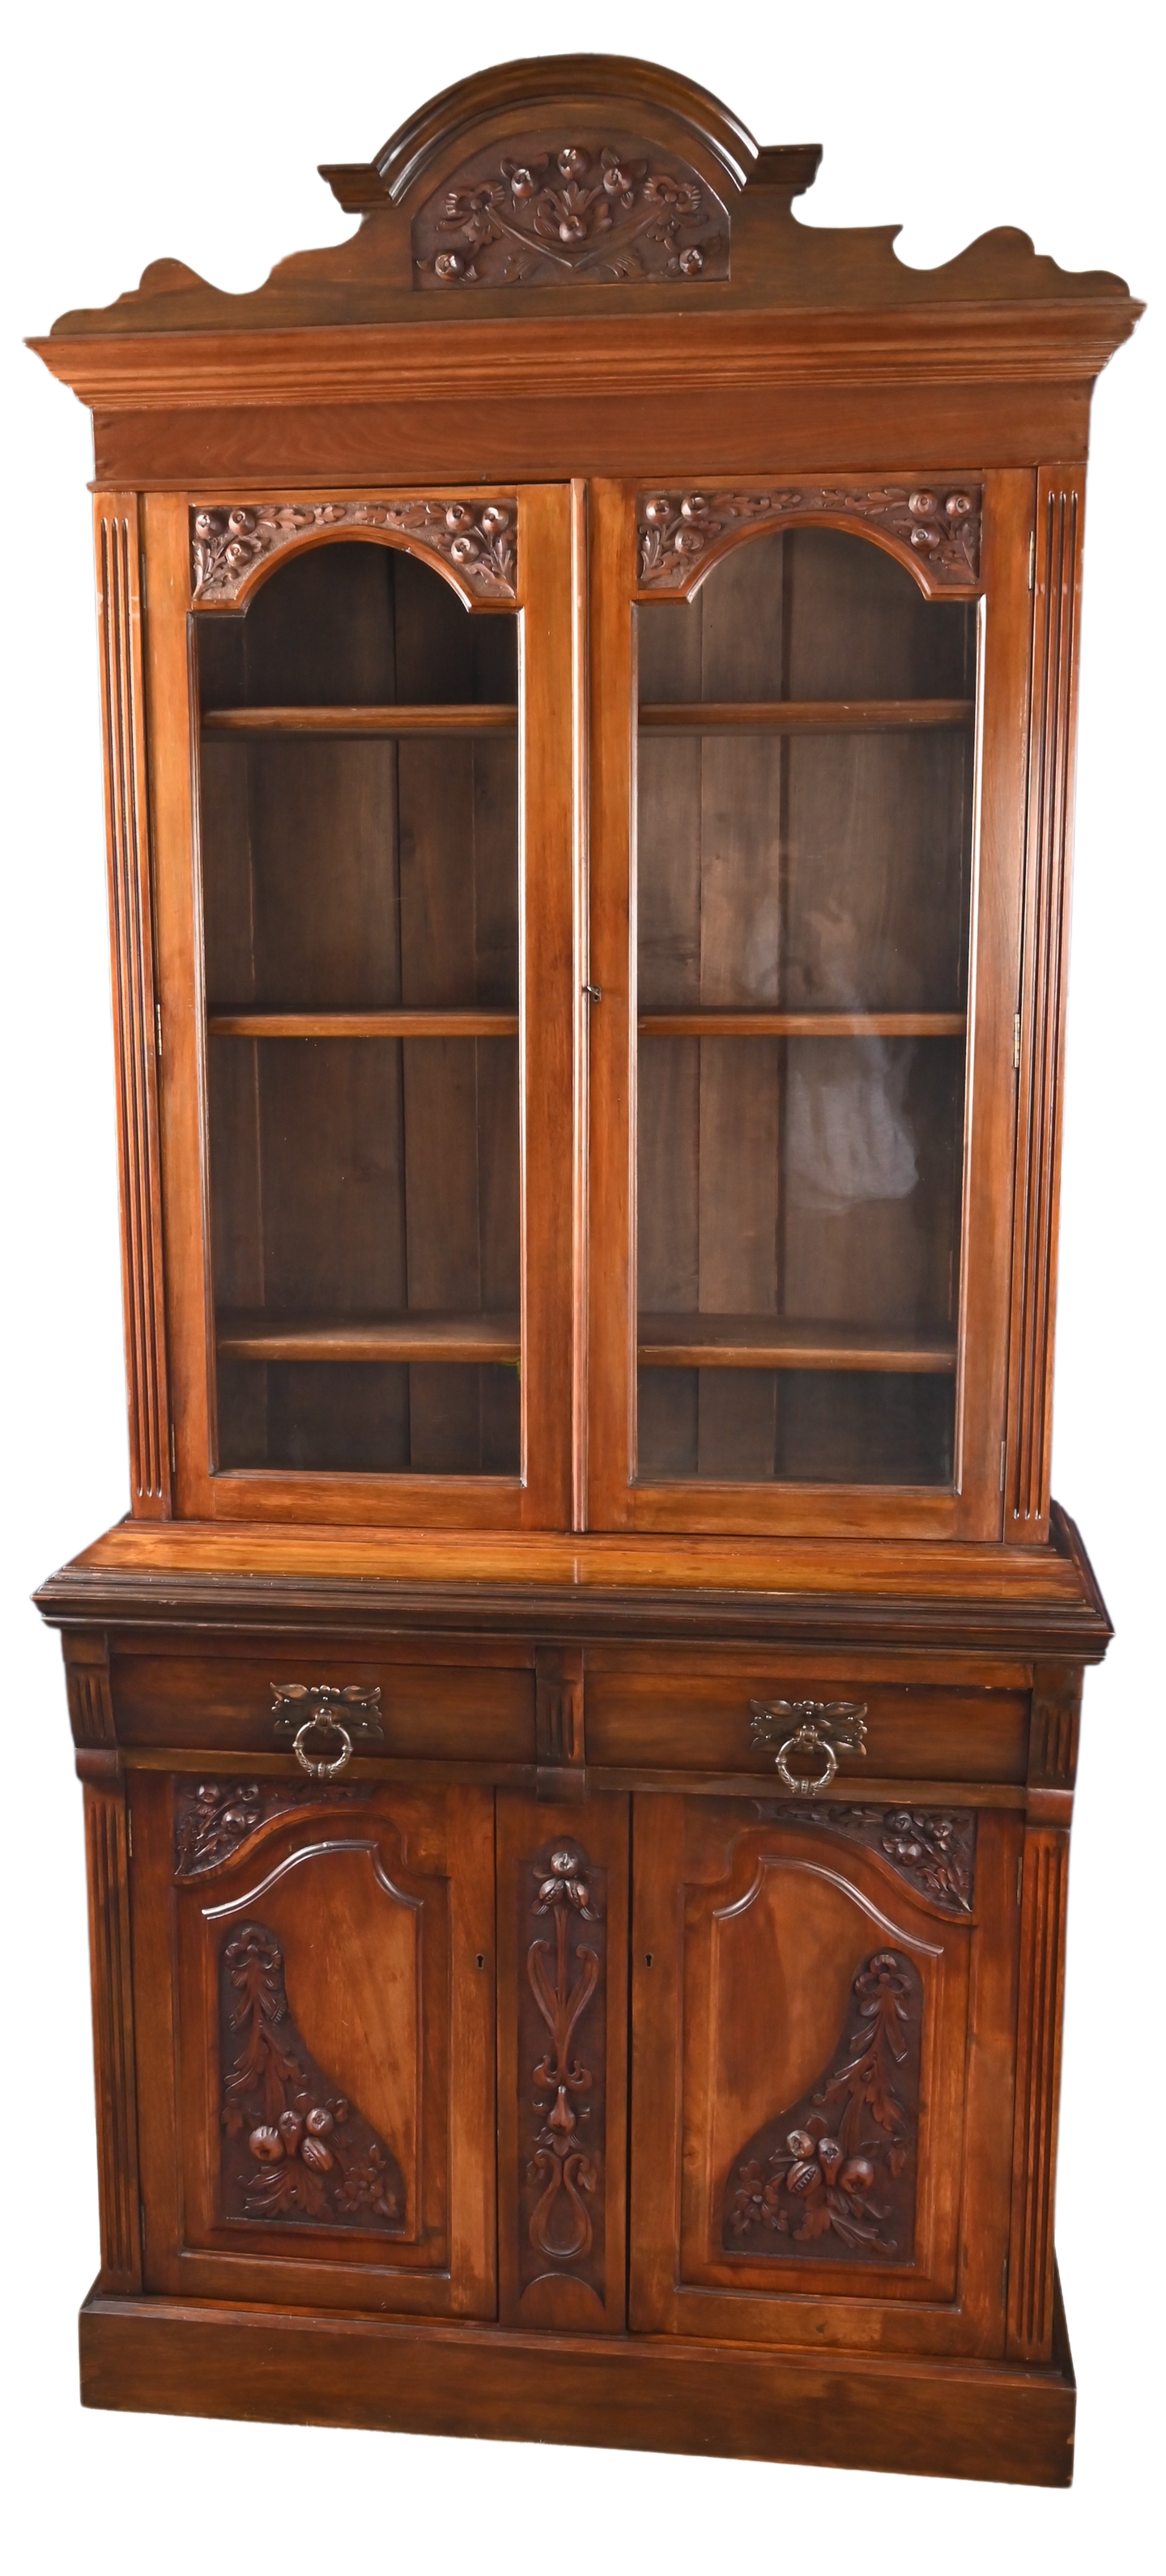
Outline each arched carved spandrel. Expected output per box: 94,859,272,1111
189,496,518,607
412,133,729,287
219,1919,406,2231
751,1801,977,1913
637,483,983,597
174,1777,377,1878
725,1948,923,2263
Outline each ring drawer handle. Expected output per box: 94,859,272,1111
749,1698,867,1797
271,1681,385,1779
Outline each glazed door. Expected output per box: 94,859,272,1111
629,1795,1021,2356
588,475,1032,1537
130,1771,496,2315
145,484,576,1528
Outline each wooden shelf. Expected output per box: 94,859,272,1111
208,1010,519,1039
202,704,518,734
217,1311,521,1365
639,699,974,733
638,1011,966,1039
638,1316,957,1373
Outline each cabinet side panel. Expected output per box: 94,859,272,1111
1006,1824,1069,2358
83,1768,143,2289
1007,469,1086,1539
94,495,170,1512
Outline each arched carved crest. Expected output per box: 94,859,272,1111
189,495,517,610
637,483,983,599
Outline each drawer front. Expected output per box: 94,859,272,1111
585,1668,1029,1784
111,1650,536,1762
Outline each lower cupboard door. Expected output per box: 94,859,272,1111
629,1793,1021,2356
129,1771,496,2315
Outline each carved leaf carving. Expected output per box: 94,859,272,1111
638,484,983,591
520,1845,606,2285
725,1948,923,2261
175,1778,374,1877
219,1919,406,2230
412,132,729,289
750,1800,976,1911
190,497,517,606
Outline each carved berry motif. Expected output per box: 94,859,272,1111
413,133,729,288
750,1800,976,1911
190,498,517,606
726,1948,923,2260
174,1777,373,1877
638,484,982,590
219,1921,405,2230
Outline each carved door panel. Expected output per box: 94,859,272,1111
130,1771,496,2315
496,1793,628,2330
630,1795,1021,2357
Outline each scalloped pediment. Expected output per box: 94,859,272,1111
36,50,1137,353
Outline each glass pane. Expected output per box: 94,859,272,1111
635,528,975,1487
198,540,521,1476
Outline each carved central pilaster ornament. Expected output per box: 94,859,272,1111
521,1846,606,2284
637,485,983,591
725,1948,923,2261
219,1920,406,2231
412,132,729,287
189,499,517,605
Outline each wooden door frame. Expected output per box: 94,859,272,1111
143,482,577,1529
585,471,1035,1538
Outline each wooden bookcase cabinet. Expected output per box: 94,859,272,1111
32,53,1139,2487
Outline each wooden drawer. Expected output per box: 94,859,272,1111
585,1661,1029,1784
110,1648,536,1762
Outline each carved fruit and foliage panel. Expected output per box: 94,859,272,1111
518,1843,607,2298
725,1948,923,2263
637,485,983,592
175,1779,375,1878
219,1919,406,2231
750,1802,976,1913
190,498,517,606
412,131,729,288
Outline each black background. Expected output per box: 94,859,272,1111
15,35,1143,2493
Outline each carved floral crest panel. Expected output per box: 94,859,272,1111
189,498,517,606
725,1947,923,2263
412,131,729,288
637,484,984,592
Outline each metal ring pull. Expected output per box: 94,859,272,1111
748,1697,867,1798
292,1713,353,1779
772,1724,840,1797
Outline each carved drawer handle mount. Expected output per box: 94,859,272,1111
271,1683,385,1780
748,1698,867,1796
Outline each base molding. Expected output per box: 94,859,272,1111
80,2277,1076,2486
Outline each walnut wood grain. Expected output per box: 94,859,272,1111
637,1317,956,1371
215,1311,521,1363
84,1771,142,2290
1007,1826,1070,2361
1007,471,1087,1541
639,699,974,731
638,1011,965,1039
208,1011,519,1039
202,704,518,733
95,497,170,1515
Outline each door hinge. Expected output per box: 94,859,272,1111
1000,1439,1006,1493
1017,1855,1024,1905
1002,2254,1010,2310
1013,1012,1021,1070
169,1422,177,1475
140,2201,147,2257
155,1002,163,1058
126,1811,133,1857
1028,532,1036,590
